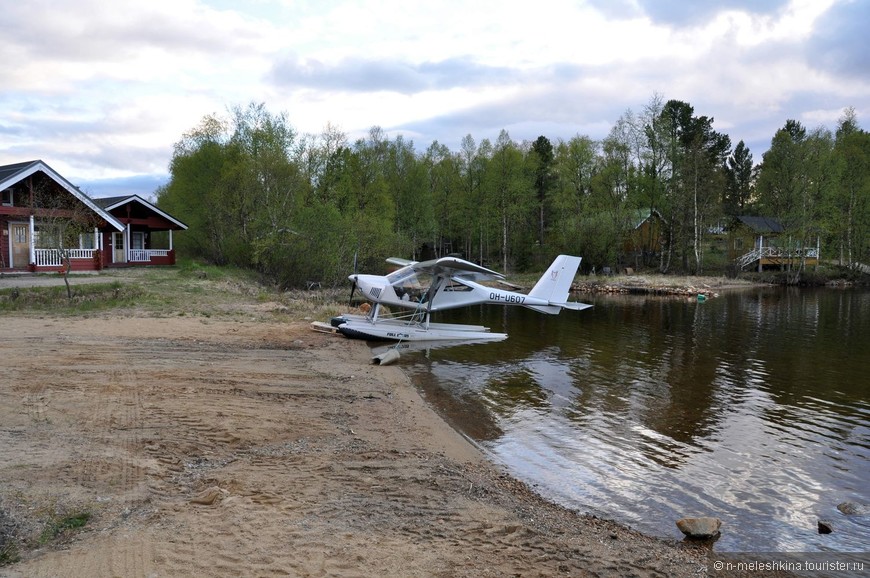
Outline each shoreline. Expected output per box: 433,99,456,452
572,273,765,297
0,314,788,576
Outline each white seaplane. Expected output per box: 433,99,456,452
329,254,592,342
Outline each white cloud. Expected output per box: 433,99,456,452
0,0,867,193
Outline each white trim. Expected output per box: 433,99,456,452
29,215,35,265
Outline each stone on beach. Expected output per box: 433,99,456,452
190,486,228,506
675,517,721,539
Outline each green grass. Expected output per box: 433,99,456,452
0,542,19,566
38,511,91,544
0,282,144,313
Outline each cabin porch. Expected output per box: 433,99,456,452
736,246,820,271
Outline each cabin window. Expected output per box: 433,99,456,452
33,225,63,249
79,234,95,250
13,225,27,243
132,232,145,250
1,189,12,206
444,279,473,292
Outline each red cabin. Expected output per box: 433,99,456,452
1,160,187,272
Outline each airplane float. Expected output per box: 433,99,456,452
328,254,592,343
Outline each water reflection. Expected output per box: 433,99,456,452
402,288,870,552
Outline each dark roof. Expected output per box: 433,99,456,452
94,194,188,230
92,195,130,208
0,160,41,185
736,216,784,234
0,160,125,231
632,208,667,228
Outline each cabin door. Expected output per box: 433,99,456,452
112,232,126,263
10,223,29,268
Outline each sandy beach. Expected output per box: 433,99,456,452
0,303,789,576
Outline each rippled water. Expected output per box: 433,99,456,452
401,287,870,552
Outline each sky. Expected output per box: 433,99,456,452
1,0,867,198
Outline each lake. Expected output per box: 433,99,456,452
399,287,870,552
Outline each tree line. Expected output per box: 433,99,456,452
156,96,870,288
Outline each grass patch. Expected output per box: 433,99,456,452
38,511,91,544
0,262,347,322
276,287,348,321
0,542,19,566
0,282,145,313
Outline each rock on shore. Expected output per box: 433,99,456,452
676,517,722,539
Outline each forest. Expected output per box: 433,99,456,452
156,95,870,288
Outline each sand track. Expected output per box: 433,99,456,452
0,314,775,577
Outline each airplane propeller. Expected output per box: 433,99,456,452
348,277,357,307
348,250,359,307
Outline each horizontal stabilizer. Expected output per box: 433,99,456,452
524,304,561,315
557,302,593,311
524,301,593,315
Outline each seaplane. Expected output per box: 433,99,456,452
329,254,592,343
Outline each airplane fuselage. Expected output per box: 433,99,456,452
350,270,546,312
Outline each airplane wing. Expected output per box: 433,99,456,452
411,257,505,281
386,257,417,267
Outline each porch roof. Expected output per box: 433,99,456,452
735,216,784,234
632,208,667,229
0,160,125,232
93,194,188,230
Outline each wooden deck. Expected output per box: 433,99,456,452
738,247,819,271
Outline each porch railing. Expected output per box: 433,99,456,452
737,247,820,269
34,249,96,267
33,248,170,267
130,249,170,262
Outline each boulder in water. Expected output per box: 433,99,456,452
837,502,870,516
676,517,721,539
818,520,833,534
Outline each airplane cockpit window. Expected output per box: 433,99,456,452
443,279,472,291
387,269,432,303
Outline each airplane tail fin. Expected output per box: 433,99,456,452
525,255,590,314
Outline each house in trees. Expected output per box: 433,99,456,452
622,209,666,268
729,216,819,272
1,160,187,272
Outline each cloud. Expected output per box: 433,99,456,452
0,0,272,93
806,0,870,78
78,174,170,200
269,56,517,94
0,0,867,194
625,0,791,26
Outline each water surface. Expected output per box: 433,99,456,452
401,287,870,552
